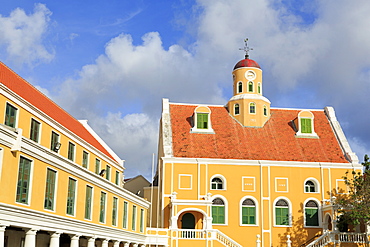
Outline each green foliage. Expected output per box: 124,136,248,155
337,155,370,227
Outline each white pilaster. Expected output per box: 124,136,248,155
70,235,80,247
0,226,6,247
49,232,61,247
24,229,38,247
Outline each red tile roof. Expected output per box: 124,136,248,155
0,62,116,161
169,104,349,163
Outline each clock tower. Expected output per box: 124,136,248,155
227,39,271,127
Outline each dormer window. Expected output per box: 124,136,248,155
237,82,243,93
191,106,214,133
295,110,318,138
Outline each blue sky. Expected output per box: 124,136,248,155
1,0,369,179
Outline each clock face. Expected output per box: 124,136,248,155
245,70,256,80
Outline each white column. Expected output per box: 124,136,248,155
24,229,38,247
113,241,120,247
70,235,80,247
102,239,109,247
49,232,61,247
124,242,130,247
87,237,95,247
132,243,138,247
0,226,6,247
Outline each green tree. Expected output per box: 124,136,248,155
337,155,370,228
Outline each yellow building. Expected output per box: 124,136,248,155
147,52,363,247
0,62,150,247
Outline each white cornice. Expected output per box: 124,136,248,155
0,126,150,208
161,157,362,169
228,94,271,103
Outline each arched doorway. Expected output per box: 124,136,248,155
181,213,195,229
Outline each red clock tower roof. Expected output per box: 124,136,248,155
233,58,261,70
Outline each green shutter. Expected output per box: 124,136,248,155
132,205,137,230
99,192,106,223
5,103,17,128
242,207,256,225
276,207,289,225
197,113,208,129
123,201,128,228
212,206,225,224
112,197,118,225
305,208,319,226
66,178,76,215
44,169,56,210
85,186,92,219
16,157,31,204
301,118,312,133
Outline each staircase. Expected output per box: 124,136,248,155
305,231,370,247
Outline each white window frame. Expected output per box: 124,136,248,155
15,155,34,206
296,110,318,138
66,177,77,216
4,102,19,128
44,167,58,212
273,197,292,227
303,198,321,228
210,174,227,191
29,118,42,143
211,195,228,226
239,196,258,226
304,178,320,193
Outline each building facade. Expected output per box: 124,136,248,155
148,54,362,247
0,62,150,247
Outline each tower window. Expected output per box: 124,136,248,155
248,81,254,92
237,82,243,93
258,83,261,94
234,104,240,115
263,105,267,116
249,103,256,114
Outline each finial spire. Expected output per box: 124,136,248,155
239,38,253,59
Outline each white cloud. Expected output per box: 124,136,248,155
0,3,54,66
53,0,370,178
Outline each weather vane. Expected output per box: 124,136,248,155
239,38,253,59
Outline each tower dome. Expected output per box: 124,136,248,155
233,58,260,70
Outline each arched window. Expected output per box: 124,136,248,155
305,181,316,192
237,82,243,93
257,83,261,94
241,199,256,225
248,81,254,92
249,103,256,114
263,105,267,116
234,104,240,115
211,177,223,190
275,199,290,226
305,200,319,226
212,198,225,224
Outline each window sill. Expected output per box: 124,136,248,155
295,132,319,139
190,127,215,134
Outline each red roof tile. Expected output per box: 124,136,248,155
0,62,115,161
169,104,349,163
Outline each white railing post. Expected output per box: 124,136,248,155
256,234,261,247
286,235,291,247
